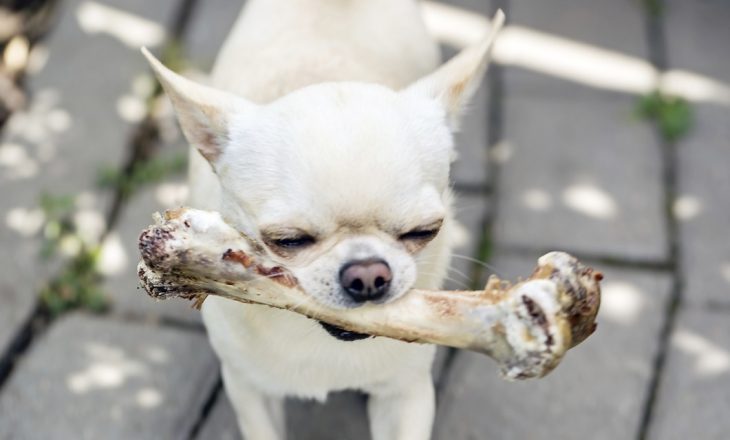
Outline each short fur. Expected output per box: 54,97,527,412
143,2,503,439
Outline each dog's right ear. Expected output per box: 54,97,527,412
404,10,504,130
141,47,254,165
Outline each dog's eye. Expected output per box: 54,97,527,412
399,228,439,241
271,235,315,249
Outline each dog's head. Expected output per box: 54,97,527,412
142,14,502,310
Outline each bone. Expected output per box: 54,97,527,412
137,208,601,380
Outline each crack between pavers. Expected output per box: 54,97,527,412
0,0,202,394
636,2,685,439
494,244,674,272
111,309,207,333
185,376,224,440
0,301,51,390
435,0,508,404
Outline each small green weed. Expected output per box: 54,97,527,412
636,91,692,142
40,247,107,316
37,193,109,315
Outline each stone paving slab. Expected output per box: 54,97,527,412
673,105,730,305
647,306,730,440
501,0,650,96
0,224,42,361
103,179,201,323
664,0,730,84
0,313,218,440
1,0,176,196
0,0,176,358
508,0,648,60
493,93,668,260
434,253,672,440
664,0,730,305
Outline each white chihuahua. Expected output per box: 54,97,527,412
143,1,503,439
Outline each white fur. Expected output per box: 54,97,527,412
143,2,503,439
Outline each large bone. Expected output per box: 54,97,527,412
137,208,601,380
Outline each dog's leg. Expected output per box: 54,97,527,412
367,375,435,440
221,365,286,440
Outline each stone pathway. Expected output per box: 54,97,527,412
1,0,728,439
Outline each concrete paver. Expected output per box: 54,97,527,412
648,307,730,440
0,313,218,440
664,0,730,305
647,4,730,438
509,0,647,60
494,93,668,260
674,106,730,305
434,253,672,440
503,0,650,95
0,225,41,361
664,0,730,83
1,0,177,198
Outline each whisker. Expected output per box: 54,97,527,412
449,253,504,278
416,260,472,282
415,269,470,290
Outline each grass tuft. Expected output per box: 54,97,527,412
636,91,692,142
37,193,109,316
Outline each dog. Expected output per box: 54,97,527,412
143,1,503,438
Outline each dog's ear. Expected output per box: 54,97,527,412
404,10,504,129
141,47,254,165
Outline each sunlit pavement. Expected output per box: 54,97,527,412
0,0,728,439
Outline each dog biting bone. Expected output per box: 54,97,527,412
137,208,601,380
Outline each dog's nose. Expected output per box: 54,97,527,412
339,259,392,303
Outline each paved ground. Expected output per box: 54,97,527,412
0,0,728,439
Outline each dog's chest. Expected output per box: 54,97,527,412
201,297,435,399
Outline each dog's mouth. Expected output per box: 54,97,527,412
318,321,373,341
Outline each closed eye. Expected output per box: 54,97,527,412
270,235,315,249
398,228,439,241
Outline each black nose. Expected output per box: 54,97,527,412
339,259,392,303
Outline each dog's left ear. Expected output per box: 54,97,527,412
405,10,505,130
141,47,254,165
